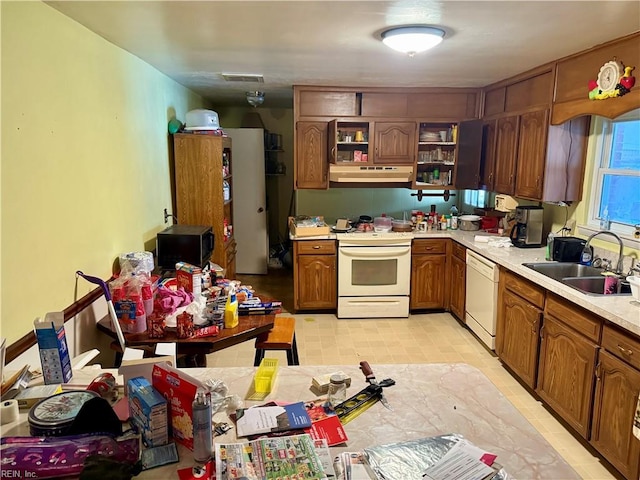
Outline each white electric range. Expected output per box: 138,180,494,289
335,231,414,318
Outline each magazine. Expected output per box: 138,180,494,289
215,433,327,480
236,402,312,437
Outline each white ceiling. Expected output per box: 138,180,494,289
46,1,640,108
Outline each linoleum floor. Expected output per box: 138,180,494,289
206,268,617,480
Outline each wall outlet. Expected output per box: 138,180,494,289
564,219,576,234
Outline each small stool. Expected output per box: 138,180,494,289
254,317,300,366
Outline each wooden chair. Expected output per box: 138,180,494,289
254,316,300,366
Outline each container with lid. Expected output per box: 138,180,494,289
327,374,347,407
28,390,99,436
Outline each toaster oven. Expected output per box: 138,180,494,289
156,225,214,269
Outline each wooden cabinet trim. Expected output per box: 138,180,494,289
603,324,640,371
295,240,336,255
412,239,448,255
502,270,545,308
545,294,602,342
452,241,466,261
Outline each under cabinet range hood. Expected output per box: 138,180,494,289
329,164,413,183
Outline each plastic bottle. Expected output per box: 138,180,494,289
545,232,555,261
224,286,239,329
439,214,447,231
192,389,212,463
327,374,347,407
580,245,593,266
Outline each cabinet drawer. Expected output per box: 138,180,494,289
296,240,336,255
412,239,447,255
602,324,640,370
545,294,602,342
452,241,466,261
502,269,545,309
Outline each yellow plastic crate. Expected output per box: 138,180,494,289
254,358,279,393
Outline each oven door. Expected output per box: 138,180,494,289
338,244,411,296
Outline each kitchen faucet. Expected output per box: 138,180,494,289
584,230,625,274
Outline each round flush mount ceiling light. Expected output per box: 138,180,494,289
381,26,445,56
246,91,265,107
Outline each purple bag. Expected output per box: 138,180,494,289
0,432,140,479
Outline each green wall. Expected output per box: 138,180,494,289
1,2,207,344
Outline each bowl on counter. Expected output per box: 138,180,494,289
392,219,413,232
374,216,392,232
459,215,482,231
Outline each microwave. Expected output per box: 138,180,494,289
156,225,214,269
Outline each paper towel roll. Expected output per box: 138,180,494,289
1,399,19,424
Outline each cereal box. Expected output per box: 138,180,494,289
152,362,204,450
34,312,73,385
175,261,202,297
127,376,168,447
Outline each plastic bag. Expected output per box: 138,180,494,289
0,432,140,480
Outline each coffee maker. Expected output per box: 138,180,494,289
510,206,544,248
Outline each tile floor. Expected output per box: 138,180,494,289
207,269,618,480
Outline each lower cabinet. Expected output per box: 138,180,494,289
410,239,448,310
449,242,466,321
496,270,544,389
293,240,337,311
591,326,640,480
536,313,598,439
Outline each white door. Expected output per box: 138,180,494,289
227,128,268,274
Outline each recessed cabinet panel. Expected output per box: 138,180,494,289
480,120,497,191
454,119,483,189
407,92,480,119
298,91,358,117
361,93,408,117
504,70,554,112
484,88,506,117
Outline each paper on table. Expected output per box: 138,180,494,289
422,439,497,480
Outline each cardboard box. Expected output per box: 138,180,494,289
34,312,73,384
288,217,330,237
118,356,174,387
127,376,169,447
175,261,202,297
152,362,204,450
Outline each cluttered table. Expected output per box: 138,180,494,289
1,363,580,479
97,311,275,368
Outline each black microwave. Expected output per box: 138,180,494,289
156,225,214,269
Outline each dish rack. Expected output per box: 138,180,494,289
254,358,279,393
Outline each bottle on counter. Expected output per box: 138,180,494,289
545,232,555,261
439,215,447,231
224,285,239,328
192,388,212,463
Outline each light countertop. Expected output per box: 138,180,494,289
292,230,640,336
0,364,581,479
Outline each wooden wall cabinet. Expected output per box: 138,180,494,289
372,122,416,165
591,325,640,480
448,242,466,321
495,269,545,389
480,120,497,191
491,115,520,195
173,133,236,275
293,240,337,311
410,239,448,310
295,121,328,189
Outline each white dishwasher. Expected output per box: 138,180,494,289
465,250,500,350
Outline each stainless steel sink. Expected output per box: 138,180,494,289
522,262,603,280
522,262,631,296
562,276,631,296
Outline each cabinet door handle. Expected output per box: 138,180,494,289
618,344,633,356
257,207,264,213
488,173,493,183
313,245,321,249
536,176,541,187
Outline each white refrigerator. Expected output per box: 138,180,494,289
226,128,268,274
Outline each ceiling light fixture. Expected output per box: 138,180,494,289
381,26,445,57
246,91,265,107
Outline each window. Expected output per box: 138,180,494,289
588,110,640,237
464,189,488,208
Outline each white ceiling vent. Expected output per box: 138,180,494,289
221,73,264,83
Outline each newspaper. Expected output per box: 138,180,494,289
215,433,327,480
